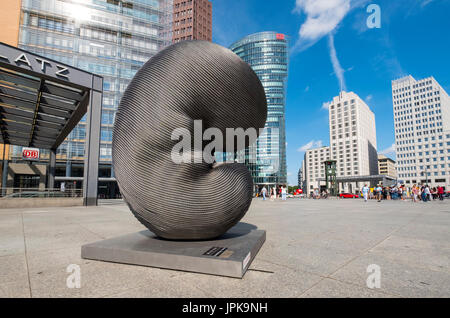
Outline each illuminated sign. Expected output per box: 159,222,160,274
276,33,285,40
22,147,40,161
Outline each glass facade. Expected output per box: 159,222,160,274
13,0,172,175
229,31,289,188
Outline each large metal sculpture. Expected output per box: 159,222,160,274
112,41,267,240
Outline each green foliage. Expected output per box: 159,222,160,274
288,186,299,193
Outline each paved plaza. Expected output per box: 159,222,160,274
0,198,449,298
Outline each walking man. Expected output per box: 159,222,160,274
261,186,267,201
376,185,383,202
281,186,287,201
362,184,369,202
426,185,432,201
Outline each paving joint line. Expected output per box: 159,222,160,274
20,212,33,298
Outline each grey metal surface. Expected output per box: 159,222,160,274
113,40,267,240
81,222,266,278
83,89,102,206
48,149,56,190
1,159,8,196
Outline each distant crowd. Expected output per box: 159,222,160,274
360,184,446,202
258,185,288,201
257,184,447,203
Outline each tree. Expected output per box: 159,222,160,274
288,186,299,194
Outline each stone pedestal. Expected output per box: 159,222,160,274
81,222,265,278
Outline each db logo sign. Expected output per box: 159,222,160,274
22,147,40,160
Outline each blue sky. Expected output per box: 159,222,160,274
211,0,450,185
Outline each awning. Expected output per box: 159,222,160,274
0,41,103,206
0,41,102,151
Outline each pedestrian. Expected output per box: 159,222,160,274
281,186,287,201
261,186,267,201
362,184,369,202
424,185,431,202
313,188,319,199
431,187,437,200
398,186,403,201
412,184,419,202
375,185,383,202
438,186,444,201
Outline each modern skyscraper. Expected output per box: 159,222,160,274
0,0,172,197
302,146,330,194
172,0,212,43
392,75,450,187
230,31,289,191
327,91,378,192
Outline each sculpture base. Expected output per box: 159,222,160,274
81,222,265,278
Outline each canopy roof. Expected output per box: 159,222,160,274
0,42,102,150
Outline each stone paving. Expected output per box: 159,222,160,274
0,198,449,298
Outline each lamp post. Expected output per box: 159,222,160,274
422,168,429,185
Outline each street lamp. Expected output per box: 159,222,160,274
422,168,429,185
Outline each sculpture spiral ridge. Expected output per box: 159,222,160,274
112,41,267,240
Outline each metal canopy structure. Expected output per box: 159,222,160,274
0,42,103,206
0,69,88,149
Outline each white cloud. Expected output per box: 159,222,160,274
304,85,310,92
293,0,351,51
328,33,347,92
365,94,373,102
380,143,396,156
298,140,323,152
421,0,433,7
292,1,370,91
321,101,331,110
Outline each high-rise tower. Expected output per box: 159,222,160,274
172,0,212,43
392,75,450,187
230,32,289,191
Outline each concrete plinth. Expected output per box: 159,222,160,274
81,222,265,278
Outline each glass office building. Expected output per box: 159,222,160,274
12,0,172,197
229,31,289,191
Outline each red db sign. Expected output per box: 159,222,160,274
276,33,285,40
22,147,40,160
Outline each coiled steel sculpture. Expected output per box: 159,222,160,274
112,41,267,240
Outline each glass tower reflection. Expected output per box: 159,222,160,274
229,31,289,190
15,0,172,175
